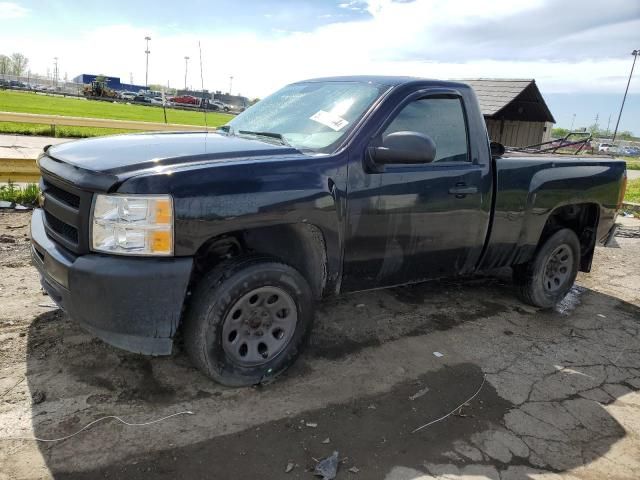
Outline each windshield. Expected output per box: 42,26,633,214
224,81,385,153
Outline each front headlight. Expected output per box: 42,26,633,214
91,194,174,256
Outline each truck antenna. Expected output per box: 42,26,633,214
198,41,208,129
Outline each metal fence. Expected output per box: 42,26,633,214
0,73,85,97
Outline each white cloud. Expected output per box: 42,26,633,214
0,0,637,100
0,1,28,19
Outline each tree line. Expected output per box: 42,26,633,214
552,126,636,141
0,53,29,76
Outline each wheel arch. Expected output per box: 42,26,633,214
534,202,600,272
190,222,329,299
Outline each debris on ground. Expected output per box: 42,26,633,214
409,386,430,401
348,466,360,473
285,462,295,473
31,390,46,405
322,437,330,444
0,234,17,243
314,451,339,480
433,351,444,358
305,422,318,428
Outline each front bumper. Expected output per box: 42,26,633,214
31,208,193,355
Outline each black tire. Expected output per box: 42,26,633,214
513,228,580,309
183,255,314,386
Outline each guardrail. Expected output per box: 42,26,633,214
0,111,215,132
0,158,39,183
0,111,217,182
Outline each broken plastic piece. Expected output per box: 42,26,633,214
433,351,444,357
314,451,339,480
409,386,430,401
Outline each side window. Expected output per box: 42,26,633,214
383,97,469,163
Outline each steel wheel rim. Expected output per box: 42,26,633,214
543,244,573,293
222,286,298,367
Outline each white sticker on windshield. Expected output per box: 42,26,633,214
310,110,349,131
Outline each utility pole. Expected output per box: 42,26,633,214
612,49,639,143
229,75,233,95
144,36,151,88
130,72,133,84
606,114,612,138
184,56,190,90
53,57,58,85
570,113,576,131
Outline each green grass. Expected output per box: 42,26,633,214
0,181,39,205
0,89,232,137
0,121,135,137
626,179,640,203
619,157,640,170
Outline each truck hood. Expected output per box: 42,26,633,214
46,131,301,175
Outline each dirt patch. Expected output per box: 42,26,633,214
59,364,515,479
0,212,639,480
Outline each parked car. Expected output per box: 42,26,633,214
119,91,137,101
619,146,640,157
132,95,152,104
170,95,200,106
31,76,626,386
598,143,618,153
207,100,231,112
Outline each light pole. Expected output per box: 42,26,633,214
144,36,151,88
570,113,576,131
612,49,639,143
53,57,58,86
184,56,190,90
229,75,233,95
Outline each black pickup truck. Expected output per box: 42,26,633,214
31,76,627,385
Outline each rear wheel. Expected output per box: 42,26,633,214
513,228,580,308
184,255,314,386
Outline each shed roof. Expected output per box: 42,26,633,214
461,79,555,123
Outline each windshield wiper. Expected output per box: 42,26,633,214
238,130,290,146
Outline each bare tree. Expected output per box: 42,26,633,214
0,55,11,75
10,53,28,76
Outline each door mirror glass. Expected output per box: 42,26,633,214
374,131,436,164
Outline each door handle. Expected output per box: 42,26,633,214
448,184,478,196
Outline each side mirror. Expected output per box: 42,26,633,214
490,141,505,158
373,131,436,165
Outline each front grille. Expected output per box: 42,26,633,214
45,211,79,243
40,171,92,254
43,180,80,208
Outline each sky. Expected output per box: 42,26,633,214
1,0,639,134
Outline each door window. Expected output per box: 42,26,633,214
383,97,469,163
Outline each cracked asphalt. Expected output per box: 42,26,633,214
0,211,639,480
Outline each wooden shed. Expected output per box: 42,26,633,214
462,79,555,148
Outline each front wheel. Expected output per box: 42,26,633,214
513,228,580,308
184,256,314,386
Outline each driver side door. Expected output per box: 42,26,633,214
342,91,491,291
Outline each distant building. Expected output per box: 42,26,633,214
462,79,555,148
72,74,147,93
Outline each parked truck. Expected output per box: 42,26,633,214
31,76,627,386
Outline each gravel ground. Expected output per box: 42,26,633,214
0,210,639,480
